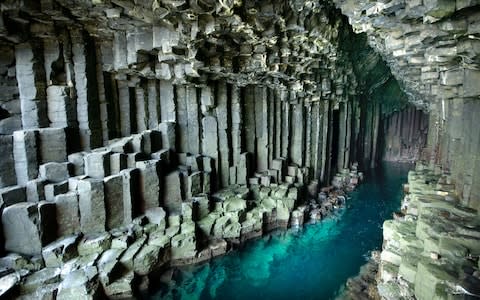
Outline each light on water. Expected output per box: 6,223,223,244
150,163,411,300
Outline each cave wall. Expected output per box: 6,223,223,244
382,107,429,162
333,0,480,210
0,0,403,260
0,44,20,135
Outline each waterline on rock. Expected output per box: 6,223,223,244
150,163,412,300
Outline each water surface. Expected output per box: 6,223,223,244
150,162,411,300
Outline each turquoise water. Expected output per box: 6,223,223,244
150,162,411,300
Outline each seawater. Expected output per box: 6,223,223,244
149,162,411,300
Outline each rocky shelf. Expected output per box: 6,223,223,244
376,163,480,299
0,144,362,299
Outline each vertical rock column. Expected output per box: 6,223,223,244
116,75,131,137
255,86,268,172
13,130,39,185
46,86,76,128
244,85,256,156
274,89,282,160
72,30,102,150
78,179,106,234
133,77,147,133
291,96,305,167
337,102,347,170
15,42,48,129
216,81,231,187
186,86,200,154
201,116,219,189
147,79,159,129
280,90,290,159
94,38,109,144
230,85,243,184
175,85,188,153
310,102,321,178
0,135,16,188
318,101,330,184
160,80,176,122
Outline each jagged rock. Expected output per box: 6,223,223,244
77,233,112,256
119,236,147,270
97,248,124,285
171,232,196,260
56,266,102,300
42,235,80,267
145,207,166,229
133,244,166,275
21,267,61,294
0,253,42,272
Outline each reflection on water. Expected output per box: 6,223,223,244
150,163,412,300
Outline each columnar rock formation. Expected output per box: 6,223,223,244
0,0,479,299
378,164,480,299
382,107,429,162
0,0,385,298
330,1,480,299
333,0,480,210
0,1,390,249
